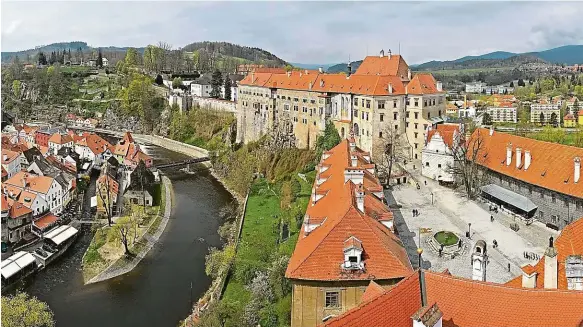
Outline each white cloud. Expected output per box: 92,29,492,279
1,1,582,64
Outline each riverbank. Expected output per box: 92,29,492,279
81,176,173,284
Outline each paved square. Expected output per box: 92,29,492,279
385,175,559,284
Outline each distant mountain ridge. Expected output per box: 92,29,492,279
327,45,582,73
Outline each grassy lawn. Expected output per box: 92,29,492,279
220,171,314,317
434,231,459,246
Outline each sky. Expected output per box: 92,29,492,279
2,1,583,65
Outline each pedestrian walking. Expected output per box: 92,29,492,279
490,215,494,222
412,209,415,217
458,239,462,249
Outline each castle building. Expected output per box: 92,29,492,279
236,50,445,161
285,139,412,327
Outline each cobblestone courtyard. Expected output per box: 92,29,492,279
386,175,559,284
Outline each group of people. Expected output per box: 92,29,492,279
524,251,540,261
412,209,420,217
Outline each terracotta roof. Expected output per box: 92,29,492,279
506,217,583,290
406,73,441,95
33,213,59,229
1,194,9,211
9,199,32,218
79,134,113,155
323,270,583,327
2,149,21,165
4,171,55,194
361,280,387,303
426,124,460,149
254,67,286,74
564,114,575,120
353,54,410,78
470,128,583,198
122,132,134,143
286,140,412,281
1,166,7,178
125,143,152,163
48,133,73,145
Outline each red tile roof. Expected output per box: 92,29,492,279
4,171,55,194
48,133,73,145
564,113,575,120
506,217,583,290
406,73,441,95
353,54,410,78
426,124,460,149
361,280,387,303
78,134,113,155
470,128,583,198
33,213,59,229
286,140,412,281
97,174,119,196
323,270,583,327
2,149,21,165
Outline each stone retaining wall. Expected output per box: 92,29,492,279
192,96,236,113
132,134,209,158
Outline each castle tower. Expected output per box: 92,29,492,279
471,240,488,281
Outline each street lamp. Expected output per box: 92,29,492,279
431,192,434,205
468,223,472,239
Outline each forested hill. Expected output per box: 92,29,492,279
1,41,144,63
182,41,288,67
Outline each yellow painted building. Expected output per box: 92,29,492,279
564,114,576,127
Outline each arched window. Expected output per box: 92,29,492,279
353,123,360,137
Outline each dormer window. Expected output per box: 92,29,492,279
343,236,364,270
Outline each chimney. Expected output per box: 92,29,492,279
251,72,255,84
436,81,443,92
318,67,323,73
355,185,365,212
379,49,384,58
489,126,494,136
516,147,522,169
2,154,6,161
408,69,412,80
320,79,324,87
575,157,581,183
524,150,531,170
351,154,358,167
521,267,537,288
388,49,392,59
299,72,302,77
349,139,356,152
506,143,512,166
544,236,558,289
309,82,313,90
388,83,393,94
287,71,291,78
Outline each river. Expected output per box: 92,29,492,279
23,145,233,327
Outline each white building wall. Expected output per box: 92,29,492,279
421,133,455,182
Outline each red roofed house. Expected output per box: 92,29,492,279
48,133,74,156
96,174,119,216
74,133,113,166
123,143,153,169
3,171,64,214
1,194,34,244
421,124,462,183
286,139,412,327
113,132,135,163
469,128,583,229
321,269,583,327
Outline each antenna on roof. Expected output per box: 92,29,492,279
398,42,401,55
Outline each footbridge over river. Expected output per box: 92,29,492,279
67,126,210,160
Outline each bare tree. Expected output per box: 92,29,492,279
110,215,133,255
448,127,488,199
373,125,409,186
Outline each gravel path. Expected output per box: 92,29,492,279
86,176,173,284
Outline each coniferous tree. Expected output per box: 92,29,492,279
223,75,232,100
210,70,223,98
38,52,48,65
97,49,103,68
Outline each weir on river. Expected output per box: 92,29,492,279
21,145,234,327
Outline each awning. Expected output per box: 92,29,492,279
44,225,79,246
480,184,537,212
1,251,36,279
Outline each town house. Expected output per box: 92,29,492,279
421,124,461,183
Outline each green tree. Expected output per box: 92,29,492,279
37,52,47,65
224,75,232,100
12,80,22,99
205,244,235,279
210,70,223,98
124,48,139,67
316,121,341,152
1,292,55,327
482,112,493,125
96,49,103,68
550,112,558,126
171,77,183,89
